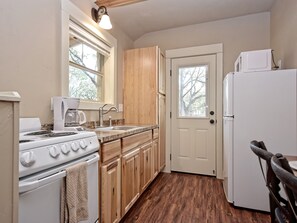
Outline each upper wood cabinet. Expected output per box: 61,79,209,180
159,49,166,94
124,46,165,125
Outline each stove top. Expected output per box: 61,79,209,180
19,118,100,178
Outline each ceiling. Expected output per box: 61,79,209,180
108,0,276,40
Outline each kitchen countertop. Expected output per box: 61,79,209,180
89,124,158,143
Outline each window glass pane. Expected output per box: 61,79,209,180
178,65,208,117
69,65,103,101
69,35,104,73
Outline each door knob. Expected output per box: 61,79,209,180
210,111,214,115
210,119,215,124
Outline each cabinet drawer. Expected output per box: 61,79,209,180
122,131,152,153
153,128,159,139
101,139,121,163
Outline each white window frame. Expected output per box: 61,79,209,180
61,0,117,110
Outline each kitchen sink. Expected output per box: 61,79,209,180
95,125,140,131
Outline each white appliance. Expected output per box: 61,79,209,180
18,118,100,223
52,96,87,131
234,49,272,73
223,69,297,212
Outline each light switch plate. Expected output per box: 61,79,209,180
118,104,123,112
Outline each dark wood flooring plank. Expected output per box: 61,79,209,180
120,172,270,223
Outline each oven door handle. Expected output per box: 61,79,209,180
19,154,99,193
19,171,66,193
86,154,99,165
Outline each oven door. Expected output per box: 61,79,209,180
19,153,99,223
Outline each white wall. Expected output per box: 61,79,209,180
0,0,133,124
270,0,297,69
134,12,271,75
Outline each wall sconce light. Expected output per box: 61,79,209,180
91,6,112,30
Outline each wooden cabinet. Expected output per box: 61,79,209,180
152,139,159,178
124,46,158,125
140,142,154,191
121,148,140,215
101,140,121,223
159,94,166,169
124,46,166,171
100,129,159,222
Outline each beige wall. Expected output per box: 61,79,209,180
0,0,133,124
270,0,297,69
70,0,134,123
134,12,271,75
0,0,61,124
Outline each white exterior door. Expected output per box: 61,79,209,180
171,55,216,176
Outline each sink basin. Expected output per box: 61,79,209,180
95,126,140,131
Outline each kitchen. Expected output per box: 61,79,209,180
1,0,297,222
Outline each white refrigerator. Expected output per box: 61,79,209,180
223,69,297,212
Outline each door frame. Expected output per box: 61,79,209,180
164,43,223,179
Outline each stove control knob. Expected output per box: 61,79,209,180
49,146,60,158
79,140,87,150
61,144,70,155
71,142,79,152
20,151,36,167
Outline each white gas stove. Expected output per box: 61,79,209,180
19,118,99,178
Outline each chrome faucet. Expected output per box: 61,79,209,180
99,104,118,127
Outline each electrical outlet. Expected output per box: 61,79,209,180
277,60,282,69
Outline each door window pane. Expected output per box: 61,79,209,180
178,65,208,117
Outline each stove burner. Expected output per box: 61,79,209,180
19,140,34,143
44,132,77,137
25,130,52,136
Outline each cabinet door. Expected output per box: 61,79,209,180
101,158,121,223
159,50,166,94
122,148,140,215
159,94,166,169
153,139,159,178
141,143,153,191
124,46,158,125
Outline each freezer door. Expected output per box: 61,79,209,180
223,117,234,203
223,73,234,116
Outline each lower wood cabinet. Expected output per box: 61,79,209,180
121,148,140,215
101,158,121,223
140,142,154,191
100,128,163,222
153,139,159,178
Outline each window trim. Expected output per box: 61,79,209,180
61,0,117,110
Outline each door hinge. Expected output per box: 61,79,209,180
170,154,172,160
170,112,172,119
170,70,172,77
213,170,216,174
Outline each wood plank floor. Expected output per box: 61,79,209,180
120,172,270,223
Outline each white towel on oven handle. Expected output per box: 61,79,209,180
61,161,89,223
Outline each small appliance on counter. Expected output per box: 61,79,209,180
52,96,87,131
